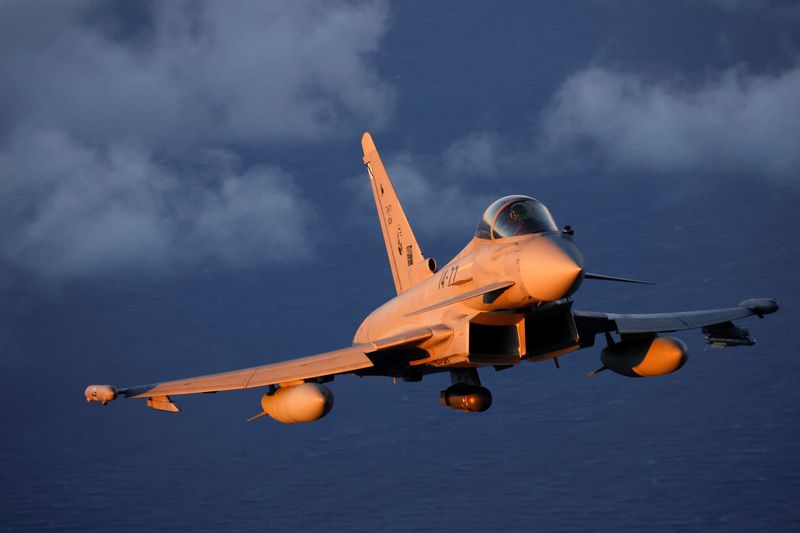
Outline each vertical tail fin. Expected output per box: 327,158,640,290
361,132,433,294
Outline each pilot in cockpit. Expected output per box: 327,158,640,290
508,202,529,236
475,195,558,240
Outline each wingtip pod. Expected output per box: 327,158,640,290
85,385,118,405
739,298,780,317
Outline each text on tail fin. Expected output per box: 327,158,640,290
361,132,433,294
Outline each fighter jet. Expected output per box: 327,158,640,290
85,133,779,423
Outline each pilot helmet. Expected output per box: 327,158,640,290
509,202,529,221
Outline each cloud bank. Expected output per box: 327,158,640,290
366,60,800,243
0,1,392,146
0,1,391,281
536,63,800,179
0,129,311,279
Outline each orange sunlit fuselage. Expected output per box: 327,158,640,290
354,229,585,370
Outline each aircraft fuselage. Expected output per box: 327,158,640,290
354,231,586,371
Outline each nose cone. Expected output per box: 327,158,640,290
519,236,584,302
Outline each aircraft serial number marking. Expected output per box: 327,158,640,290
438,265,459,288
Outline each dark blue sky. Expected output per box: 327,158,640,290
1,1,798,530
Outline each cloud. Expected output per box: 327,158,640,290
0,0,393,146
0,1,391,281
0,129,312,280
378,153,489,233
443,132,503,177
189,162,310,268
534,63,800,179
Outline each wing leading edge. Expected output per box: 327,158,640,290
87,325,446,409
123,346,374,399
574,298,779,336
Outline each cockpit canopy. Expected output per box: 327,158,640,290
475,195,557,240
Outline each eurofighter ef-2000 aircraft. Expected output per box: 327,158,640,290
86,133,779,423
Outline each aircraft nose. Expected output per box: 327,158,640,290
519,236,584,302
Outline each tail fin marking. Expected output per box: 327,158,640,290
361,132,430,294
